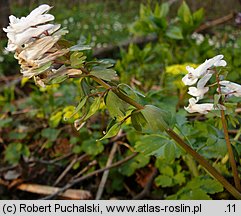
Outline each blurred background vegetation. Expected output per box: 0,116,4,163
0,0,241,200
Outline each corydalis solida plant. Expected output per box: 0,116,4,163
4,4,241,199
182,55,241,192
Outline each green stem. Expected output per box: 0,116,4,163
220,109,241,191
216,73,241,192
91,76,241,199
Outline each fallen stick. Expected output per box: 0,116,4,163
17,183,92,200
0,179,91,200
93,34,158,58
195,12,235,33
95,142,118,200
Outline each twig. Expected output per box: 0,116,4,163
117,141,135,152
229,130,239,134
93,34,158,58
0,178,91,199
28,153,73,167
195,13,234,33
95,142,118,200
40,152,138,200
132,168,158,200
53,154,87,186
0,165,18,173
49,152,74,163
71,160,97,180
124,183,136,197
16,183,92,200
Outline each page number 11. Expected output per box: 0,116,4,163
226,204,235,213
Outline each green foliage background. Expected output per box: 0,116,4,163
0,0,241,200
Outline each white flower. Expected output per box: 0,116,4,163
182,66,199,85
188,86,209,100
3,4,57,51
3,4,53,33
184,98,225,114
16,31,69,78
196,73,213,89
187,73,213,100
182,55,227,86
5,24,58,51
219,81,241,97
3,4,69,80
18,35,60,61
184,98,213,114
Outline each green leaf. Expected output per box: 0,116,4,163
139,4,151,18
98,123,121,141
120,152,150,176
180,189,211,200
200,137,227,159
131,111,147,132
173,172,186,185
94,59,115,68
5,143,30,165
161,165,174,176
150,16,167,30
155,175,173,187
81,139,104,156
105,90,128,120
32,61,52,75
49,111,63,128
69,44,91,51
166,26,183,40
159,3,169,17
72,161,80,170
135,134,176,162
70,52,87,68
72,145,82,154
141,105,169,132
84,97,101,120
214,94,221,107
9,131,27,140
49,74,68,84
177,1,193,25
192,8,204,24
175,111,187,126
44,141,53,149
0,118,13,127
41,128,60,142
166,176,223,200
80,78,91,97
90,69,117,81
118,83,145,100
188,177,223,194
64,96,88,120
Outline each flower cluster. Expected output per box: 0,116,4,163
3,4,69,86
182,55,227,114
219,80,241,98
